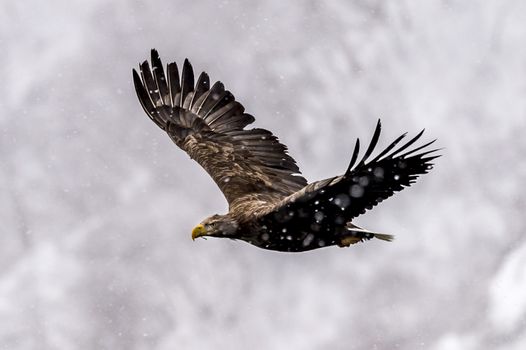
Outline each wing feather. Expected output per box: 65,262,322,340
346,138,360,172
196,81,225,116
167,62,181,106
151,49,170,105
260,121,440,234
370,133,407,162
190,72,211,108
179,59,194,107
133,50,307,206
141,61,165,108
357,119,381,166
388,128,425,158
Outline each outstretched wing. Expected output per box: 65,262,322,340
256,120,439,244
133,50,307,206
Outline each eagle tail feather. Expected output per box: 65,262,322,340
339,224,394,247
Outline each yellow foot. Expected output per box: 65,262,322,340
338,236,363,247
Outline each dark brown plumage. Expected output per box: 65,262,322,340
133,50,440,252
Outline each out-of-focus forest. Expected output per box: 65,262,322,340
1,1,525,349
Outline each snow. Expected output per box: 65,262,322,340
1,0,526,349
489,241,526,334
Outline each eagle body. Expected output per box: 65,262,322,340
133,50,439,252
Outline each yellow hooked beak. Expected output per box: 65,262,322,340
191,224,207,240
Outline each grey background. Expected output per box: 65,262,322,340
1,1,525,349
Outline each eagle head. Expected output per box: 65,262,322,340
192,214,239,240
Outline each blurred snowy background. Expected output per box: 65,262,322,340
1,0,525,349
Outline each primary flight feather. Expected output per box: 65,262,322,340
133,50,439,252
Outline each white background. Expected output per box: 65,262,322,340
1,1,525,349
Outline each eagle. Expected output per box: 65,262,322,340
133,50,439,252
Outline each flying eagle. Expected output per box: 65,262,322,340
133,50,439,252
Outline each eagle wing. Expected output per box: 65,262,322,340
133,50,307,206
257,120,440,236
